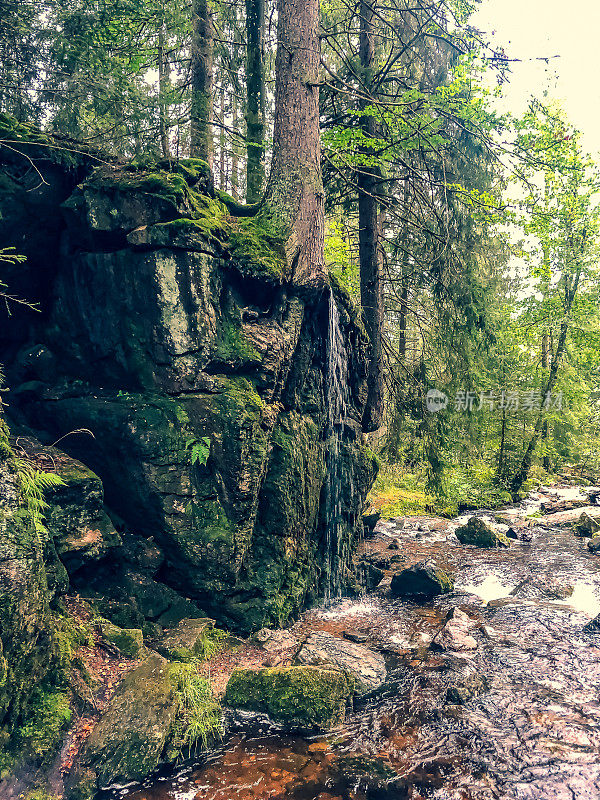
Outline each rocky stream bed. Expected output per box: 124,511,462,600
99,485,600,800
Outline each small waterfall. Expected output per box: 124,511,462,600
324,290,352,601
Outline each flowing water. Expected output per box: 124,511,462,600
107,487,600,800
323,291,352,602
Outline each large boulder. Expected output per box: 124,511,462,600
455,517,510,548
65,655,177,799
390,560,454,599
224,665,355,729
294,631,386,695
4,157,378,634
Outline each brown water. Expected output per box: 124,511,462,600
108,488,600,800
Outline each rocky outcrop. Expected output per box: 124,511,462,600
224,665,355,729
1,151,377,634
0,455,60,755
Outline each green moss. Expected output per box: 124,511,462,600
17,689,72,763
0,113,91,168
213,316,261,364
23,790,60,800
227,211,286,282
99,620,145,659
224,666,355,729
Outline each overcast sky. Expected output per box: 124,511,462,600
472,0,600,155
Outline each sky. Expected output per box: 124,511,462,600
472,0,600,156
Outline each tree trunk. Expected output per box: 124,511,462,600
158,23,170,158
231,91,239,199
509,323,567,494
359,0,384,432
245,0,266,203
266,0,325,288
190,0,213,166
541,332,551,471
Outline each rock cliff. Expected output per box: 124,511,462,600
0,129,377,638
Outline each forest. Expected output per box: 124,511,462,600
1,0,600,799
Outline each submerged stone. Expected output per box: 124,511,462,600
455,517,510,548
390,560,454,599
224,665,355,729
588,536,600,553
294,631,386,695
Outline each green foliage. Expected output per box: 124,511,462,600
169,661,222,753
185,436,211,467
196,627,229,661
14,459,64,538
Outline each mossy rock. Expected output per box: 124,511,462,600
154,617,214,662
455,517,510,548
98,620,145,659
65,655,177,799
390,560,454,599
224,666,355,729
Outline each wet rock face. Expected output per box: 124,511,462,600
455,517,510,548
3,161,377,634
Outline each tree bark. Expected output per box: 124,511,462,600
266,0,325,288
158,23,170,158
190,0,213,166
541,332,551,471
359,0,384,432
245,0,266,203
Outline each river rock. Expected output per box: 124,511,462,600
588,536,600,553
65,654,178,799
455,517,510,548
432,609,478,652
584,613,600,632
294,631,386,694
154,617,214,661
573,511,600,537
224,665,355,729
390,560,454,599
362,511,381,539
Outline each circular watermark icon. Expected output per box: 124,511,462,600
426,389,448,413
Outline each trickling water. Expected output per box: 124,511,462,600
323,290,351,601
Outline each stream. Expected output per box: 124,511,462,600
107,486,600,800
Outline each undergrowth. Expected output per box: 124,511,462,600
368,460,554,519
169,660,223,754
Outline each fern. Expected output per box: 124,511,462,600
14,458,64,538
185,436,211,466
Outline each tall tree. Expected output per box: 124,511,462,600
245,0,266,202
190,0,214,165
266,0,325,287
358,0,385,431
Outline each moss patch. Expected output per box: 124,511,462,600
224,666,355,729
